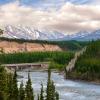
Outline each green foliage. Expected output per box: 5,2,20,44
0,65,8,100
55,92,59,100
0,51,73,64
0,65,59,100
46,69,59,100
51,40,88,51
0,51,74,70
0,66,7,92
72,40,100,81
40,84,44,100
0,91,5,100
46,69,51,100
11,70,19,100
37,94,40,100
7,74,13,100
25,73,34,100
19,81,25,100
49,62,64,71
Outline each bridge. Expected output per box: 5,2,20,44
3,62,49,72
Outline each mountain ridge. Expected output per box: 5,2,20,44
0,25,100,41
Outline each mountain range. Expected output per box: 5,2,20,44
0,25,100,41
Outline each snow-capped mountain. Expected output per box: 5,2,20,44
82,30,100,41
0,25,65,40
1,25,100,41
57,30,100,41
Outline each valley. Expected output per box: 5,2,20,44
0,0,100,100
0,38,100,100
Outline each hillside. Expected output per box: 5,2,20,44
0,40,62,54
0,37,88,53
67,40,100,82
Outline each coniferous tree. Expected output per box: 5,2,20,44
40,83,44,100
0,91,5,100
19,81,25,100
0,66,60,100
55,92,59,100
0,65,8,100
51,81,56,100
46,69,51,100
37,94,40,100
25,73,34,100
46,69,59,100
7,74,13,100
11,69,19,100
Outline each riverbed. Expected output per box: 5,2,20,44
17,71,100,100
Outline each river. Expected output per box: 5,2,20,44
17,71,100,100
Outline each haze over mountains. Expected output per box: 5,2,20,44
0,25,100,41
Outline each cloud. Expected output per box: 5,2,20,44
0,1,100,34
90,0,100,5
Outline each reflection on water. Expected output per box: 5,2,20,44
17,71,100,100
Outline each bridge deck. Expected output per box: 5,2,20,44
3,62,49,67
3,62,49,71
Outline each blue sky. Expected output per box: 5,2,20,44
0,0,100,10
0,0,97,7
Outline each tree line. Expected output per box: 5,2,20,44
66,40,100,81
0,65,59,100
0,51,74,70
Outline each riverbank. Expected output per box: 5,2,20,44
17,71,100,100
65,72,100,85
70,40,100,85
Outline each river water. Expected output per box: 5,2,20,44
17,71,100,100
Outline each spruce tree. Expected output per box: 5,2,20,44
11,69,19,100
7,74,13,100
40,83,44,100
0,91,5,100
55,92,59,100
46,69,52,100
0,65,8,100
37,94,40,100
19,81,25,100
51,81,56,100
46,69,59,100
25,72,34,100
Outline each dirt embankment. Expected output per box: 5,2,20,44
0,40,62,53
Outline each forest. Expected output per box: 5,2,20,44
0,65,59,100
66,40,100,81
0,51,74,70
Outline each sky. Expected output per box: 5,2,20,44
0,0,100,34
